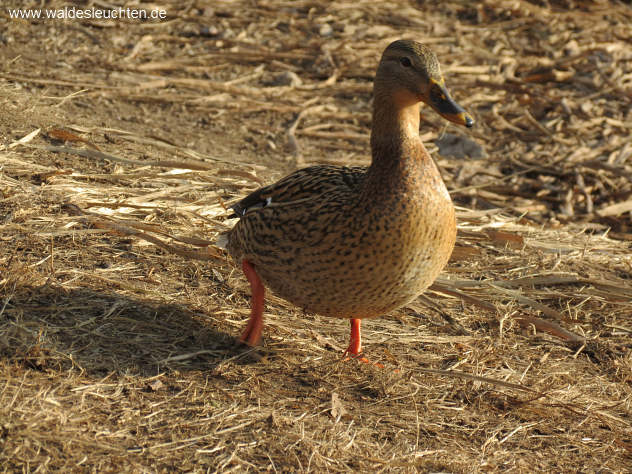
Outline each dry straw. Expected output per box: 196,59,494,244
1,0,631,471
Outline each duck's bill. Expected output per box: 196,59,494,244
428,79,474,128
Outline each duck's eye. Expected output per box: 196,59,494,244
399,57,412,68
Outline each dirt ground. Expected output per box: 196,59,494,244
1,0,631,472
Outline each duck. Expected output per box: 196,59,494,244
224,39,473,358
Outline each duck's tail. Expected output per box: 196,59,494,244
216,231,230,250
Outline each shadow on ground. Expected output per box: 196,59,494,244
0,283,254,376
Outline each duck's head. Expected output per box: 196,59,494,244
375,39,474,128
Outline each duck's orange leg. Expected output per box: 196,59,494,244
342,319,387,368
239,259,265,346
343,318,363,356
342,319,372,364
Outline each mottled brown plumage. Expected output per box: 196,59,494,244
225,39,474,354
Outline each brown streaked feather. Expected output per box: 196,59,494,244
230,165,366,217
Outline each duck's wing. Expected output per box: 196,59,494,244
229,165,366,218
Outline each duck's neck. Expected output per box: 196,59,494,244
367,91,425,180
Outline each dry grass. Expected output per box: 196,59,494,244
1,0,632,472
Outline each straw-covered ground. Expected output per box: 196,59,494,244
1,0,631,472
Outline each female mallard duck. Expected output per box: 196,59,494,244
225,39,473,357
